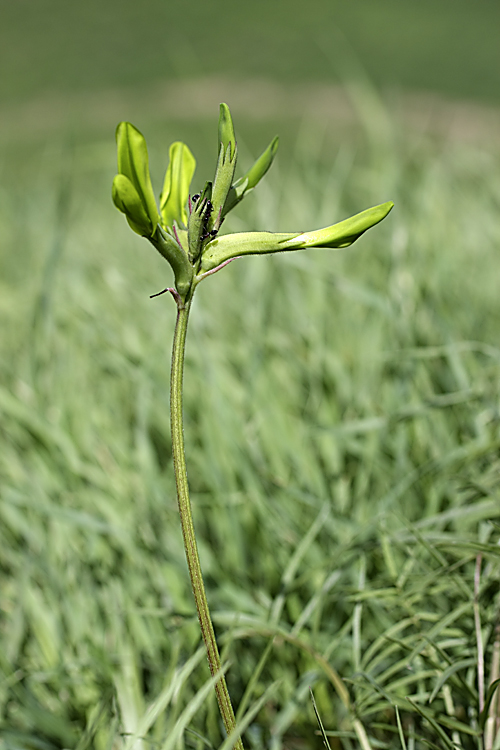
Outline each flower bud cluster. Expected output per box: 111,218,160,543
112,104,393,303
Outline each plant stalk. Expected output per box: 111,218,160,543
170,296,243,750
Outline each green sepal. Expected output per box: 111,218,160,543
116,122,159,230
187,181,213,263
200,201,394,272
175,228,189,254
210,104,237,232
160,141,196,230
150,225,194,301
112,174,154,237
222,136,279,217
282,202,394,250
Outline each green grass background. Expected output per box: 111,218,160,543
1,2,500,749
1,0,500,104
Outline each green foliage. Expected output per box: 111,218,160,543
1,102,500,749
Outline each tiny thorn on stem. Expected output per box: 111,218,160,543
150,287,183,308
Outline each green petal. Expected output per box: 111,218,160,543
160,141,196,230
116,122,159,229
112,174,154,236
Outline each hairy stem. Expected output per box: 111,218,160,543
170,297,243,750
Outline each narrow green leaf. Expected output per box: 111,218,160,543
405,699,456,750
395,707,407,750
480,678,500,729
160,141,196,230
428,658,476,703
220,681,281,750
116,122,159,230
112,174,154,237
310,689,332,750
437,715,481,737
223,136,279,216
161,664,230,750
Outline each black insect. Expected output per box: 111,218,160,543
198,199,214,241
200,228,218,242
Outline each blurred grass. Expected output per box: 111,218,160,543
1,0,500,105
1,85,500,749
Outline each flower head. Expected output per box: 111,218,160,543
112,104,393,303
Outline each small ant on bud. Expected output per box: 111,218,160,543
192,194,200,202
200,228,218,242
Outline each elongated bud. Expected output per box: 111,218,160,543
151,225,194,301
200,202,394,272
222,136,279,217
209,104,237,232
282,202,394,249
116,122,159,231
187,181,213,263
112,174,154,236
201,231,299,272
160,141,196,230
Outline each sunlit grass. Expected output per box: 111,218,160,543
1,100,500,749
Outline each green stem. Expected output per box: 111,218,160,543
170,296,244,750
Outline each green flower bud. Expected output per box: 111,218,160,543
222,136,279,217
200,231,298,272
187,181,213,263
115,122,159,232
282,202,394,250
160,141,196,230
200,202,394,273
209,104,237,231
112,174,154,237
